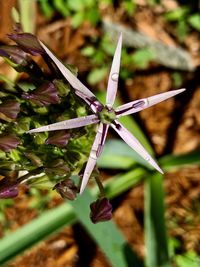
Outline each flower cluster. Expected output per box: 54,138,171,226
0,30,185,223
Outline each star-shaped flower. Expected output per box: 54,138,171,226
28,34,185,194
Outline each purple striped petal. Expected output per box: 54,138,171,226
0,134,20,152
8,33,45,55
80,122,108,194
111,120,163,174
0,100,20,119
106,33,122,108
115,88,186,117
45,131,70,147
39,41,98,106
22,82,59,106
28,114,99,133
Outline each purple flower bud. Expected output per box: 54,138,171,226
8,33,44,56
0,184,19,198
90,197,113,224
53,179,78,200
45,131,70,147
22,82,60,106
0,134,20,152
45,159,70,176
0,45,28,65
0,100,20,119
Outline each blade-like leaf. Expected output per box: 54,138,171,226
144,173,171,267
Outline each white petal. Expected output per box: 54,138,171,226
27,114,99,133
115,88,186,117
111,121,163,174
40,41,97,102
106,33,122,108
80,123,109,194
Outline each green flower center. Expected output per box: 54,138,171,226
98,107,116,124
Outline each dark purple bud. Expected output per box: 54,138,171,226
8,33,44,56
90,197,113,224
53,179,78,200
22,82,60,106
45,131,70,147
0,134,20,152
0,184,19,198
0,100,20,119
45,159,70,176
0,45,28,65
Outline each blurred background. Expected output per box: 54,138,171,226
0,0,199,266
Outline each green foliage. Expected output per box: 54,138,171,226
188,14,200,31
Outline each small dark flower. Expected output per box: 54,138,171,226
0,45,28,65
22,82,60,106
0,134,20,152
53,179,78,200
45,131,70,147
0,99,20,119
8,33,44,56
0,183,19,198
45,159,70,176
90,197,112,224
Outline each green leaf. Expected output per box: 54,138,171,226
188,14,200,31
144,173,170,267
165,7,189,22
175,251,200,267
160,150,200,171
132,48,156,69
71,12,84,28
87,67,108,85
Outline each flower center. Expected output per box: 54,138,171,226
98,106,116,124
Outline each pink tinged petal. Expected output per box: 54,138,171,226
0,100,20,119
106,33,122,108
39,41,97,104
111,121,163,174
28,114,99,133
115,88,186,117
80,122,108,194
0,134,20,152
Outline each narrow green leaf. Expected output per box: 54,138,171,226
160,150,200,171
0,204,76,265
144,173,171,267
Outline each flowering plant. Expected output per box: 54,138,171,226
0,30,185,222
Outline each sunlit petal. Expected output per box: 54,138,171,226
40,41,98,104
106,33,122,108
111,121,163,174
28,114,99,133
80,122,109,194
115,88,186,117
